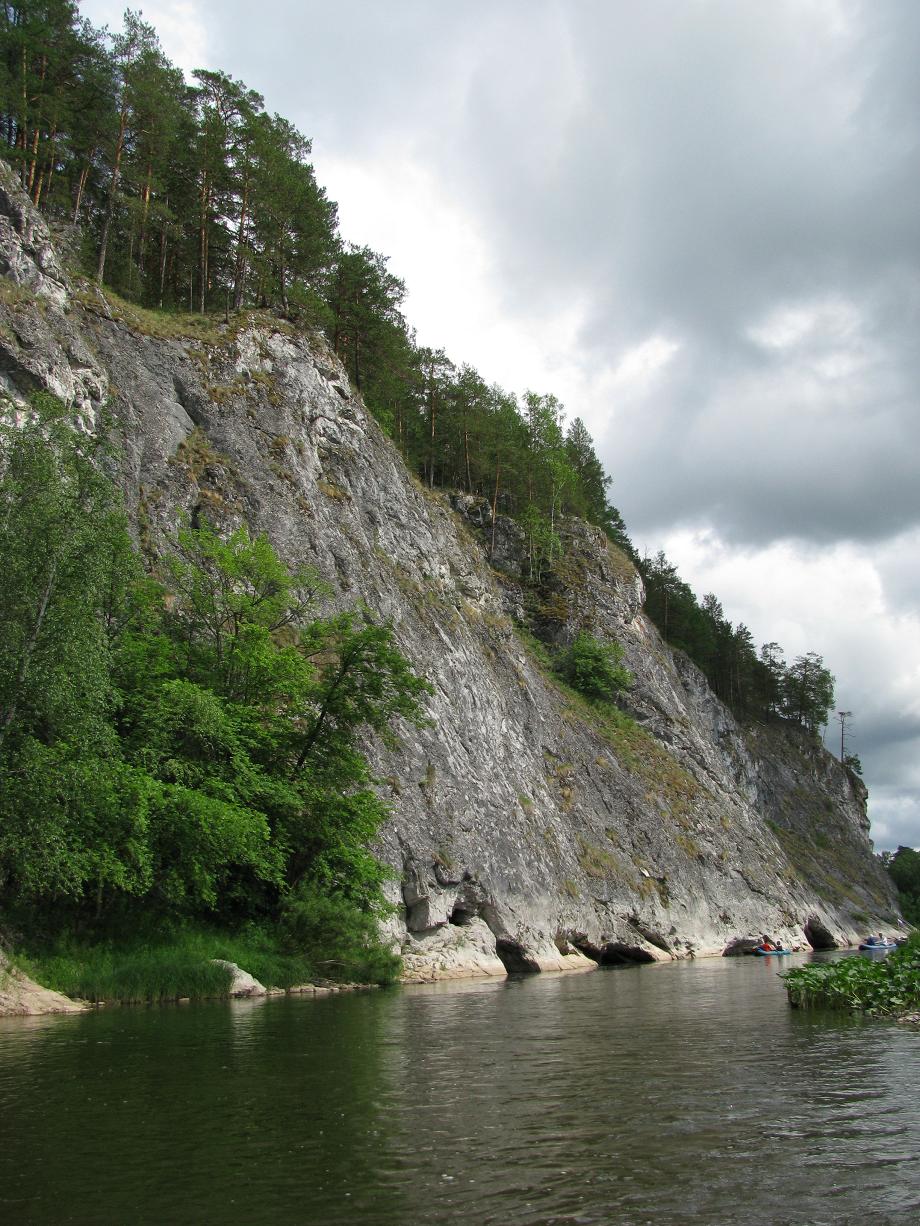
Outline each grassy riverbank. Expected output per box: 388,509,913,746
781,933,920,1018
11,906,401,1006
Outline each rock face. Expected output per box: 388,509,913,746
0,166,900,983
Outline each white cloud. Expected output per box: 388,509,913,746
80,1,211,76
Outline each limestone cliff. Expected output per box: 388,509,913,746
0,164,899,979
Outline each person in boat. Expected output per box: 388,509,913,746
865,934,878,946
759,934,775,951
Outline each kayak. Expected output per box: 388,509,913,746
753,947,791,956
858,941,897,951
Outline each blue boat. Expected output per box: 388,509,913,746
753,947,791,956
858,941,897,951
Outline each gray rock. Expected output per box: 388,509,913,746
210,960,267,997
0,161,70,309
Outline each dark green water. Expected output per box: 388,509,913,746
2,953,919,1225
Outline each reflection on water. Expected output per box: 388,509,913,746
2,954,919,1225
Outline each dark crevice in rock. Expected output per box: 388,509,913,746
494,938,540,975
172,375,204,426
627,917,672,953
598,942,656,965
722,937,763,957
804,916,838,950
567,934,603,963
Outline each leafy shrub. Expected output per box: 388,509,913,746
555,633,632,701
279,885,401,985
782,933,920,1015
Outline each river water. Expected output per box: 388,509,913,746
2,952,919,1225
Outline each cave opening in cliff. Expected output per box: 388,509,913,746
804,917,837,950
598,943,656,965
494,938,540,974
449,906,473,926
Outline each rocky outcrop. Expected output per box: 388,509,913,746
0,161,70,310
210,960,268,998
0,950,86,1017
0,167,900,985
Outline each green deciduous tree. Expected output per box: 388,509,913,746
883,846,920,925
0,400,430,935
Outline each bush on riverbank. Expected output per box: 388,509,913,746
781,934,920,1016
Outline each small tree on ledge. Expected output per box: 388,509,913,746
556,633,633,702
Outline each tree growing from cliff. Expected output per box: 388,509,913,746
556,633,633,702
783,652,835,735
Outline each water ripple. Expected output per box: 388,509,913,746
2,954,919,1224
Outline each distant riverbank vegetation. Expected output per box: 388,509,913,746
881,847,920,925
782,934,920,1018
0,398,429,996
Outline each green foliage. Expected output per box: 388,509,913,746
883,847,920,925
19,936,235,1005
0,401,429,987
638,550,836,732
278,884,401,986
782,934,920,1015
555,633,632,701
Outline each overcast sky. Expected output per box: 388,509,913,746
81,0,920,849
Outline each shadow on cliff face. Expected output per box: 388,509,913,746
494,939,542,974
564,934,657,966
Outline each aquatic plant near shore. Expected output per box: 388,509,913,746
781,934,920,1016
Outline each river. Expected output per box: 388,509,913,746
2,952,919,1225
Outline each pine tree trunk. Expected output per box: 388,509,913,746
96,109,128,284
490,460,501,557
139,161,152,265
232,178,250,311
158,225,168,309
35,122,58,208
198,175,210,314
72,161,90,224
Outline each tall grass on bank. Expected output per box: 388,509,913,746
16,901,401,1005
18,938,235,1005
781,934,920,1016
